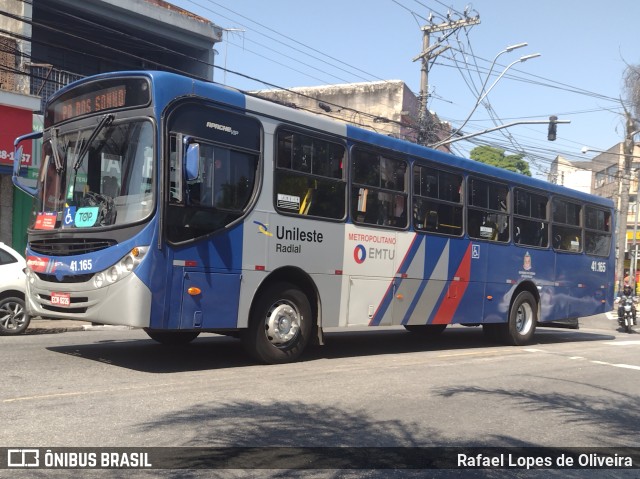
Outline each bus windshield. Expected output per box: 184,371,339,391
37,119,154,230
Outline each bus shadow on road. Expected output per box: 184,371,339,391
46,325,616,373
306,326,616,361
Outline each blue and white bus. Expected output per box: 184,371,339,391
13,71,614,363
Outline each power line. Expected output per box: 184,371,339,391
2,0,628,178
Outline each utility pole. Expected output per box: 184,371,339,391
413,13,480,146
616,109,640,292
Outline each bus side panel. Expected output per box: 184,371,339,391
551,253,610,321
180,272,241,329
482,246,555,323
429,239,484,325
241,211,346,329
158,224,245,330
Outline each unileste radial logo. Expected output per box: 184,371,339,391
353,244,367,264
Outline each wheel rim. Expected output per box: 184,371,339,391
515,301,533,335
264,300,301,348
0,301,26,331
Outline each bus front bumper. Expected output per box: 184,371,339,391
25,270,152,328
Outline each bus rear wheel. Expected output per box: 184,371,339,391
502,291,537,345
242,282,312,364
145,330,200,345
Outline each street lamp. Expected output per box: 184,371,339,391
477,53,541,106
436,47,540,146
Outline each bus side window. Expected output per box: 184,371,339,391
275,130,346,220
552,198,582,253
351,147,408,228
467,177,508,242
513,188,549,248
413,164,462,236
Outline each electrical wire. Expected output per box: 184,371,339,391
3,0,632,180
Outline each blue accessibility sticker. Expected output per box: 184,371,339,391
62,206,76,228
75,207,99,228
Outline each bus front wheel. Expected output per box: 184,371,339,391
242,282,312,364
502,291,537,345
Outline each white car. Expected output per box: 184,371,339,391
0,242,28,335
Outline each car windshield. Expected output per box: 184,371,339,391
36,119,154,230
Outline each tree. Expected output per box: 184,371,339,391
469,145,531,176
624,64,640,116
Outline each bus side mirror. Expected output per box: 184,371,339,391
185,143,200,182
13,131,42,197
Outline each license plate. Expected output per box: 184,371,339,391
51,292,71,307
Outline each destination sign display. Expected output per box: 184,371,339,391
46,78,150,127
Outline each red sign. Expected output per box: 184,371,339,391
34,212,57,230
0,105,33,167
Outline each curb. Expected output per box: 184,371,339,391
25,320,134,335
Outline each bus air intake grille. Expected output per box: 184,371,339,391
35,273,94,283
30,239,117,256
41,305,88,314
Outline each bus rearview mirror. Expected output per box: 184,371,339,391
185,143,200,181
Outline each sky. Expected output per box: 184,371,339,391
172,0,640,178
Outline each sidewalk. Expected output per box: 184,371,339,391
25,318,133,334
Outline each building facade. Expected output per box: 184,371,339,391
254,81,451,150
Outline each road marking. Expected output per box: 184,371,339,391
2,381,186,404
614,363,640,371
523,346,640,372
436,349,515,359
574,358,640,371
605,340,640,346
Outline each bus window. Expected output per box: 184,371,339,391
351,147,408,228
413,165,462,236
585,206,611,256
467,177,509,242
552,198,582,252
513,188,549,248
275,130,346,220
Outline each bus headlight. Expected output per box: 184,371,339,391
93,246,148,288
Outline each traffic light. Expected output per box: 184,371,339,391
547,115,557,141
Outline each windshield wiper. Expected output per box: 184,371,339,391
50,128,64,174
73,114,114,171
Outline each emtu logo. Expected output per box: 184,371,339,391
254,221,273,237
353,244,367,264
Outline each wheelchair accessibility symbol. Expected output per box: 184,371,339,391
472,244,480,259
63,206,76,227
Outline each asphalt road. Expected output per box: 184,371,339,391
2,315,639,478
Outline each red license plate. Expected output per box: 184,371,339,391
51,292,71,307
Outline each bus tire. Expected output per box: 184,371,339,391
145,330,200,345
243,282,312,364
404,324,447,335
502,291,537,345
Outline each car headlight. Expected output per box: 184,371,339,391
93,247,148,288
